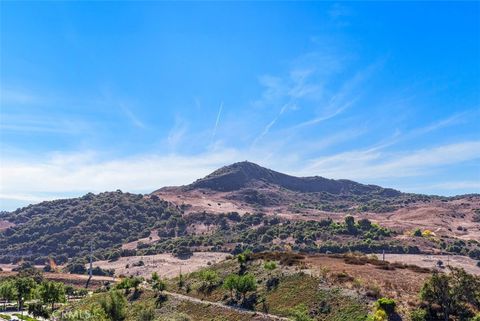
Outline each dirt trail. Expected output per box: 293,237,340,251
165,291,290,321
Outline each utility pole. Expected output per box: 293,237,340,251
89,242,93,278
86,242,93,288
382,250,385,262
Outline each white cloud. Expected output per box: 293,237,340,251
405,181,480,192
1,140,478,210
299,141,480,180
0,150,244,199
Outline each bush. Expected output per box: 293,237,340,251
367,309,388,321
138,307,155,321
375,298,396,314
263,261,277,271
289,304,313,321
28,302,50,318
410,309,427,321
100,290,127,321
420,267,480,320
413,229,422,237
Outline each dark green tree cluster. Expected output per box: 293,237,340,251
0,191,181,264
417,267,480,321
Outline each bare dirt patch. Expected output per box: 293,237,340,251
374,253,480,275
122,229,160,250
0,220,14,231
92,252,228,278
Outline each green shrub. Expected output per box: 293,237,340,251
409,309,427,321
0,313,11,320
289,304,313,321
413,228,422,237
99,290,127,321
375,297,396,314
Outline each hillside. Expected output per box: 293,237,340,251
156,161,443,213
0,191,182,264
187,161,401,196
50,252,480,320
1,162,479,267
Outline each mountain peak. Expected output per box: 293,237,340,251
189,161,276,191
187,162,401,197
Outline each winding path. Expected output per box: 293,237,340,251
164,291,290,321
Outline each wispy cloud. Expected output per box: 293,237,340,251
404,181,480,193
0,193,61,203
167,117,188,149
364,110,476,152
0,87,44,105
120,104,146,129
291,100,355,130
0,114,92,135
252,57,379,146
211,101,223,141
300,141,480,180
253,103,292,145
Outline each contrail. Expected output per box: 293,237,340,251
212,101,223,140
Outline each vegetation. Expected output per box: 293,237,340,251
0,191,180,264
99,290,127,321
39,280,66,310
419,267,480,321
1,188,478,266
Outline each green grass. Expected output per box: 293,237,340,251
263,273,319,315
57,256,370,321
12,314,39,321
0,313,11,320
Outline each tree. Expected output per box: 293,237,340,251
39,280,66,310
223,273,257,302
28,302,50,318
234,273,257,301
420,267,480,321
152,277,167,294
100,290,127,321
13,277,36,311
150,272,167,306
344,216,357,234
0,280,16,310
237,250,252,275
358,218,372,230
116,276,143,295
198,269,219,297
223,274,238,299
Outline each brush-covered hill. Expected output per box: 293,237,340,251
1,162,479,266
0,191,182,264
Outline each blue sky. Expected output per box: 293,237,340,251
0,1,479,210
